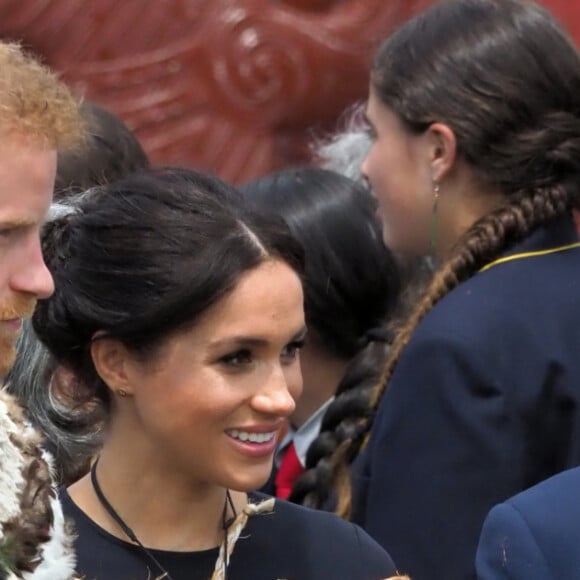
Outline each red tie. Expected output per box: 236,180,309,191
274,442,304,500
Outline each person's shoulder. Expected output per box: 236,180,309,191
251,492,372,539
506,467,580,520
386,269,540,396
253,492,351,530
476,468,580,579
419,271,522,340
244,493,397,578
408,255,563,354
421,239,580,340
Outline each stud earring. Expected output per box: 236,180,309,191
117,389,128,397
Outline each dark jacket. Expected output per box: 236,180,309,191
351,216,580,580
476,466,580,579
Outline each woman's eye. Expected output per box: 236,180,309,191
219,349,253,366
281,340,305,362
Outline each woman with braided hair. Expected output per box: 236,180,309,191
312,1,580,579
32,168,398,579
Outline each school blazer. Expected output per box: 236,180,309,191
476,466,580,579
350,216,580,580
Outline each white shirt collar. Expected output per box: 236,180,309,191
276,397,334,468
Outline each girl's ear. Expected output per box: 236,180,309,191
426,122,457,183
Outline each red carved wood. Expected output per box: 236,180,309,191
0,0,575,184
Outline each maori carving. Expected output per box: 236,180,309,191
0,0,575,183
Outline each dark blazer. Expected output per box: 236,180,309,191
351,216,580,580
476,466,580,579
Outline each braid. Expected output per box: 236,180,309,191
289,265,430,509
289,339,390,508
331,183,574,518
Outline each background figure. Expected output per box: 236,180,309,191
241,167,400,501
54,100,149,201
0,41,83,579
32,169,398,580
313,103,371,184
313,0,580,578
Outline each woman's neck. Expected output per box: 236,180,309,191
68,438,247,552
436,172,506,260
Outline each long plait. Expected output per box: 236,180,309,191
288,339,390,508
333,182,574,518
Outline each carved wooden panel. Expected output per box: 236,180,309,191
0,0,575,184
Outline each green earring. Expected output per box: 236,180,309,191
429,182,440,256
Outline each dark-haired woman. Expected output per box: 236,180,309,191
33,170,399,580
312,1,580,579
241,167,400,502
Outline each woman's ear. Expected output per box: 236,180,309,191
426,122,457,183
90,338,133,397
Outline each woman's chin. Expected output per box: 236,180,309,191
225,465,274,493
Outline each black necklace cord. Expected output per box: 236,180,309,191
90,459,233,580
91,460,174,580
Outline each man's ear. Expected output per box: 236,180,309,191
90,338,134,396
426,122,457,183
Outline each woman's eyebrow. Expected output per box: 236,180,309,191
209,325,307,349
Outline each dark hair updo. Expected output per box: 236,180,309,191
33,169,304,413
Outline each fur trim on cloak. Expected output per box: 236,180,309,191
0,390,76,579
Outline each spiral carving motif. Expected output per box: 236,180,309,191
207,15,316,126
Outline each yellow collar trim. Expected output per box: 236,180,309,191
480,242,580,273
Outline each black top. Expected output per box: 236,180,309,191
62,490,396,580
